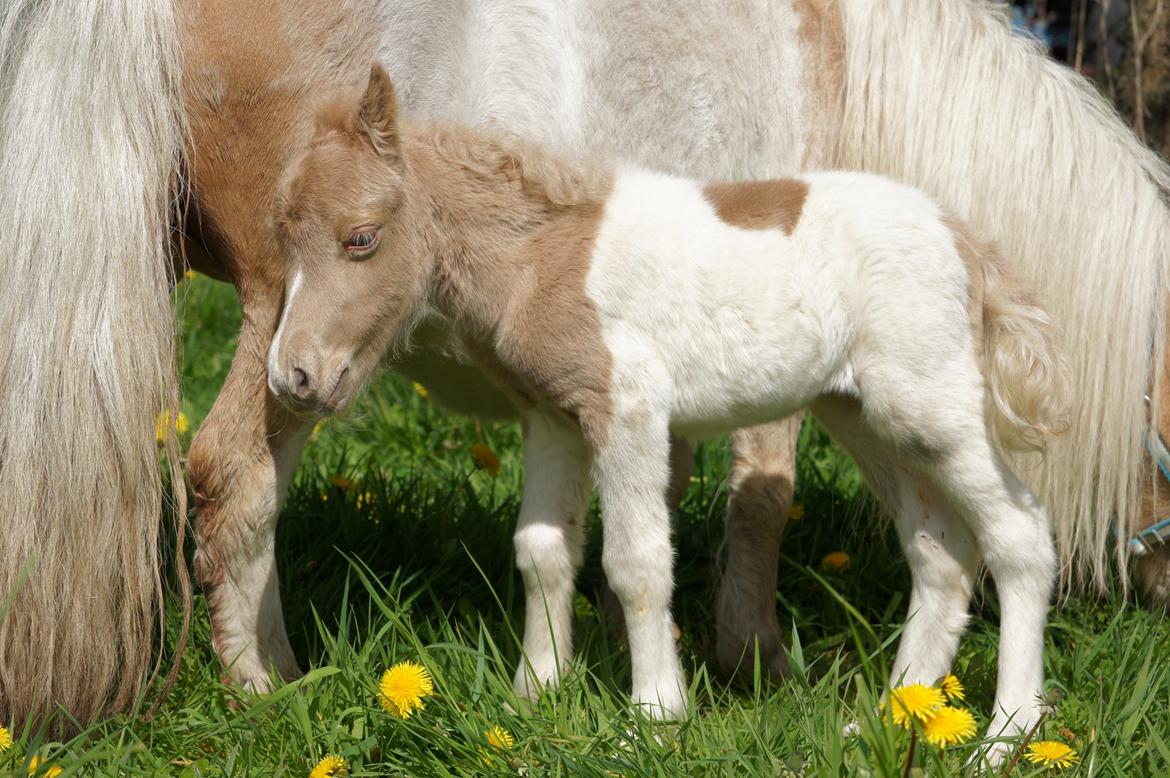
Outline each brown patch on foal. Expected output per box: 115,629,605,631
703,179,809,234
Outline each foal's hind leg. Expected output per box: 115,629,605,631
887,477,980,686
189,304,314,692
812,398,980,687
925,440,1054,746
512,413,592,701
716,417,802,678
852,364,1055,756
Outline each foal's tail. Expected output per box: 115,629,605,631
954,226,1072,455
0,0,187,728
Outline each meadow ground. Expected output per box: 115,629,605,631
7,274,1170,776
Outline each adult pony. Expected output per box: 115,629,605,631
0,0,1167,727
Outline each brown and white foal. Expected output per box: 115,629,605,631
268,65,1067,752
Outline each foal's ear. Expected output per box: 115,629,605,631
357,63,401,160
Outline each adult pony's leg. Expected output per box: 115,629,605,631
188,298,314,692
1136,331,1170,605
512,413,592,701
716,418,801,678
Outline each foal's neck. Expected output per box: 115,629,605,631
401,123,613,335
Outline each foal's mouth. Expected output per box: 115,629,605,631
323,366,351,410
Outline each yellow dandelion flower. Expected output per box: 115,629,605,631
480,724,515,765
821,550,852,572
379,660,434,719
309,754,349,778
328,474,356,492
470,442,501,476
155,410,189,442
885,684,945,727
0,725,11,751
412,382,430,398
938,673,965,702
27,756,62,777
486,725,513,751
1025,741,1079,769
788,503,805,521
922,705,977,747
184,269,198,281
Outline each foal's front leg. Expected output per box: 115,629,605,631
591,399,687,718
512,413,592,701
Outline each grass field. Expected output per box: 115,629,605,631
9,273,1170,776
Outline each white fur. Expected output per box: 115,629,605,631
511,414,592,700
579,169,1056,736
267,270,304,396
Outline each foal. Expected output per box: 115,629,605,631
269,65,1068,747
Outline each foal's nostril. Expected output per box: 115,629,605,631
290,366,316,400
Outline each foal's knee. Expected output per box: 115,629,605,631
514,522,580,592
602,539,674,608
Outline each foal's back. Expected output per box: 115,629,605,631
583,169,973,438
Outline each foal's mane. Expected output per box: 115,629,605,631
306,91,612,213
414,123,612,208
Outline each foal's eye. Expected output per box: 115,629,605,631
344,228,381,257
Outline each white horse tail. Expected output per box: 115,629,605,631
836,0,1170,590
952,223,1072,454
0,0,187,727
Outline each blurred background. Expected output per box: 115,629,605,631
1004,0,1170,155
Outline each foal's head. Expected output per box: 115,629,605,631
268,64,430,413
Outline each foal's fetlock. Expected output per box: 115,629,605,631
512,656,567,703
631,681,689,722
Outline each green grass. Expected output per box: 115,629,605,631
9,273,1170,776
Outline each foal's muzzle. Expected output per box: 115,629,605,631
267,349,351,413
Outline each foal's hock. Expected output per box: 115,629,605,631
269,65,1068,763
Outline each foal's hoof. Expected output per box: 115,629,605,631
631,686,688,722
512,660,566,705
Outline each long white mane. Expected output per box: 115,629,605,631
835,0,1170,589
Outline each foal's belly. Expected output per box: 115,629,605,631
666,320,840,441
